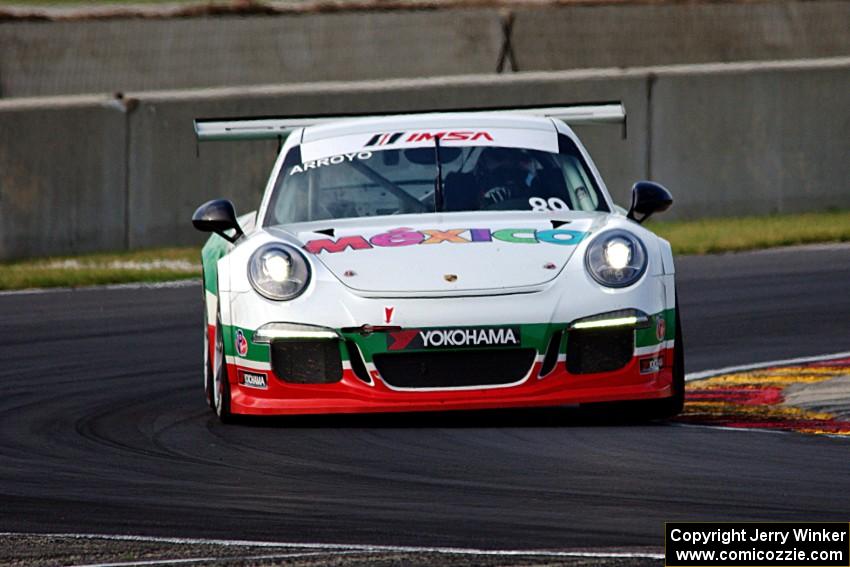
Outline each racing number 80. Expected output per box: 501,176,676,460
529,197,569,212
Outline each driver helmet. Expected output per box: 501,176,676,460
475,147,534,188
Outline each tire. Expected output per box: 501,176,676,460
211,309,234,423
667,303,686,414
203,286,215,410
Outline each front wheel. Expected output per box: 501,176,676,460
211,310,234,423
203,288,214,410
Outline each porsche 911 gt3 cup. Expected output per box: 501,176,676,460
192,105,683,422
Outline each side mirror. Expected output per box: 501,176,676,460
627,181,673,224
192,199,244,244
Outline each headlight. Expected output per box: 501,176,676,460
585,230,647,288
248,243,311,300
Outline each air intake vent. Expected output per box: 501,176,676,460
374,349,536,389
345,340,373,385
539,331,563,377
567,328,633,374
271,339,343,384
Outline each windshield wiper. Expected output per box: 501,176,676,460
434,136,444,212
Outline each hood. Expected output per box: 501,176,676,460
273,212,609,295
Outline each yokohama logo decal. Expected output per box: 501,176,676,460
238,370,268,389
365,131,494,146
387,327,521,350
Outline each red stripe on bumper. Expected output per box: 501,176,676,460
225,348,674,416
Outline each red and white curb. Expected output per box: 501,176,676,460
685,351,850,382
681,351,850,436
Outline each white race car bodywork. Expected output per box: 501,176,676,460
196,108,681,418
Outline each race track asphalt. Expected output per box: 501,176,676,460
0,244,848,550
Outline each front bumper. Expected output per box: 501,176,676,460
218,314,676,416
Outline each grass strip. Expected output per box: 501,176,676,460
647,210,850,255
0,247,200,291
0,0,195,5
2,211,850,290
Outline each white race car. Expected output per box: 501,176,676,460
192,105,682,422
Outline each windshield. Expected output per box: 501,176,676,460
265,137,608,226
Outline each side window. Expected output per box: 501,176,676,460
557,134,608,213
561,156,599,211
273,168,308,223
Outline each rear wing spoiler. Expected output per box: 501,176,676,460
193,103,626,142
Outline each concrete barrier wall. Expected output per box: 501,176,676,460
1,0,849,98
0,57,848,259
513,0,850,71
0,9,504,98
0,96,128,260
650,60,850,218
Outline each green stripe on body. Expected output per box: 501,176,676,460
222,325,270,361
201,234,229,295
635,308,676,348
226,308,674,365
223,324,351,365
340,322,558,364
